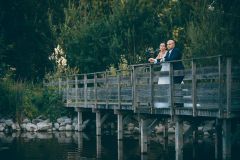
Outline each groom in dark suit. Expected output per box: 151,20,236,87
164,40,184,84
164,40,184,107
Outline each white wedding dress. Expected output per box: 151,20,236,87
157,63,170,85
154,63,200,108
154,63,170,108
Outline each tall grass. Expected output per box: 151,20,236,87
0,75,74,123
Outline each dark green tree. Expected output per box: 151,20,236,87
185,0,240,60
0,0,56,80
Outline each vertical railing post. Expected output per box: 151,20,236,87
75,75,78,107
51,78,54,86
132,66,136,112
226,57,232,118
94,73,97,109
149,64,154,114
192,60,197,116
105,72,109,109
169,62,174,117
84,74,87,107
58,77,62,94
117,71,121,110
66,77,69,107
218,56,223,118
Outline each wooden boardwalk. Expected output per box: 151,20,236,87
45,55,240,160
46,55,240,118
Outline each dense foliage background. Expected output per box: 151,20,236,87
0,0,239,120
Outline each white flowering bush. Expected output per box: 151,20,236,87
45,44,79,82
49,44,67,73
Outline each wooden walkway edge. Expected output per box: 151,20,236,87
45,55,240,160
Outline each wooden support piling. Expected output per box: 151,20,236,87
163,119,168,139
96,135,101,159
77,132,83,155
77,110,83,132
222,119,231,160
117,113,123,140
140,118,148,154
163,119,169,151
215,119,222,160
96,111,101,136
118,140,123,160
192,123,198,159
175,116,183,160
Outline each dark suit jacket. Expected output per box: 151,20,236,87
164,48,184,70
164,48,184,83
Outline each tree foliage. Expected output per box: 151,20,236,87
0,0,239,78
184,0,240,60
0,0,55,80
51,0,191,73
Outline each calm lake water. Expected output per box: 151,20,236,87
0,131,238,160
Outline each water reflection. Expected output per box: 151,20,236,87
118,140,123,160
77,132,83,157
96,135,101,159
0,131,237,160
0,132,175,160
141,154,148,160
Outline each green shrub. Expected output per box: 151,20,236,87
0,75,75,122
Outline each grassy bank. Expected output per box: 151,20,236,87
0,76,75,123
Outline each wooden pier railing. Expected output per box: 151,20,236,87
44,55,240,118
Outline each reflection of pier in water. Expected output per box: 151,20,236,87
45,55,240,160
0,131,234,160
70,133,216,160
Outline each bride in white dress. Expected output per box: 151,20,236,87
148,43,170,108
148,42,169,85
148,42,167,65
155,62,171,108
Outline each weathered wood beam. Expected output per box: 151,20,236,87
175,116,183,160
192,60,197,116
222,119,231,160
226,58,232,118
117,113,123,140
